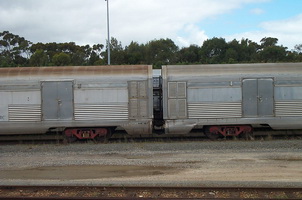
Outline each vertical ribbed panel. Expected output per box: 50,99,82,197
275,101,302,117
178,99,187,118
168,82,177,98
168,99,187,119
168,99,177,119
167,81,187,119
138,81,147,98
177,82,186,98
129,82,138,98
129,100,138,119
188,102,242,119
9,104,41,121
139,100,148,118
75,104,128,120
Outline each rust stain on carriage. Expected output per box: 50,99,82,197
0,65,149,77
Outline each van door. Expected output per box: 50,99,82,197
242,78,274,117
41,81,74,120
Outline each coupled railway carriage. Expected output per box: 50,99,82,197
0,63,302,140
162,63,302,138
0,65,153,141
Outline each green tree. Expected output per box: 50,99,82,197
0,55,10,67
200,37,227,64
52,52,71,66
260,37,278,48
260,46,287,62
91,44,104,65
0,31,31,66
224,48,238,63
259,37,287,62
177,45,201,64
238,39,260,62
145,38,178,68
294,44,302,53
291,44,302,62
29,49,48,66
72,50,86,66
125,41,146,64
102,37,125,65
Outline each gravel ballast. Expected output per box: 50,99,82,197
0,140,302,187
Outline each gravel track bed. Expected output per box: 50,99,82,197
0,140,302,187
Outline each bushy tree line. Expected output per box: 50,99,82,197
1,31,302,68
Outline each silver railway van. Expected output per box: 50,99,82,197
0,65,153,140
162,63,302,138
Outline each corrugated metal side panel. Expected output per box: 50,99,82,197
75,104,128,120
177,82,186,98
129,99,138,119
275,101,302,117
168,82,177,98
139,99,148,118
138,81,147,98
168,99,177,119
9,104,41,121
188,102,242,119
178,99,187,118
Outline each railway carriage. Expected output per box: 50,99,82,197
1,63,302,140
0,65,153,140
162,63,302,138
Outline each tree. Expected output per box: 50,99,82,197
238,39,260,63
71,50,86,66
0,31,31,66
52,52,71,66
259,37,287,62
145,38,178,68
177,45,201,64
200,37,227,64
30,49,48,66
2,30,302,68
292,44,302,62
259,46,287,62
102,37,125,65
125,41,145,64
91,44,104,65
260,37,278,48
224,48,238,63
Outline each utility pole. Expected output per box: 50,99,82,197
105,0,110,65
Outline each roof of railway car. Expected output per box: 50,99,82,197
164,63,302,76
0,65,152,77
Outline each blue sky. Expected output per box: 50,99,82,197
204,0,302,36
0,0,301,50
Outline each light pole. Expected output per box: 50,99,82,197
105,0,110,65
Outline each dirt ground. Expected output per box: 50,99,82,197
0,165,176,180
0,140,302,187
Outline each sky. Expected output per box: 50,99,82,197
0,0,302,50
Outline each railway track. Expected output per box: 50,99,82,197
0,186,301,199
0,129,301,145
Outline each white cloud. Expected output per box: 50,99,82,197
225,14,302,50
250,8,265,15
176,24,208,47
261,14,302,34
103,0,271,47
0,0,276,48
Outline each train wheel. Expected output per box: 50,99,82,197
94,128,112,143
64,135,77,143
204,126,220,140
241,131,254,140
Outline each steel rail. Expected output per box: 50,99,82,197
0,186,301,200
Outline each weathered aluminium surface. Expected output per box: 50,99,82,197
162,63,302,134
0,65,153,135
